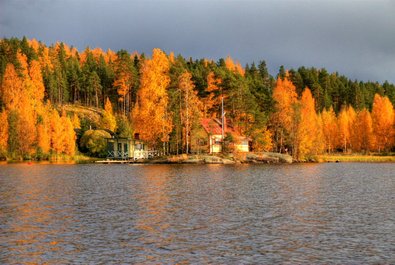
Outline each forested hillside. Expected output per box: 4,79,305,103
0,37,394,160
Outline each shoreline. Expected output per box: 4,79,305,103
2,153,395,165
316,154,395,163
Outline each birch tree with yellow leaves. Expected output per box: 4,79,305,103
294,88,323,160
132,48,172,151
371,94,394,152
271,74,298,153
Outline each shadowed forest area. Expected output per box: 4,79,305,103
0,37,394,161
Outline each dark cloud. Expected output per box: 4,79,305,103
1,0,395,83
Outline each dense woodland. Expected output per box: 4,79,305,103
0,37,394,161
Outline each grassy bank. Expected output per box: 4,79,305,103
0,154,100,164
317,154,395,162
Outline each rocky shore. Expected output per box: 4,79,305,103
131,152,293,164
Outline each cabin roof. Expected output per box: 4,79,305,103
105,137,133,141
201,118,249,141
201,118,223,135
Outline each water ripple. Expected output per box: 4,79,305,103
0,163,394,264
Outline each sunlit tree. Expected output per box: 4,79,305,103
178,71,203,153
61,111,76,156
352,109,374,153
15,97,36,158
321,106,338,153
113,50,135,115
337,107,350,152
271,74,298,152
0,110,8,156
71,113,81,129
251,127,273,152
1,64,24,110
204,72,222,117
295,88,321,160
132,48,172,150
371,94,394,152
101,97,117,132
50,109,64,156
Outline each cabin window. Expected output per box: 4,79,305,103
124,143,128,153
135,143,143,150
107,142,114,151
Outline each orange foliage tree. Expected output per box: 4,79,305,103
0,64,24,110
225,56,244,76
337,106,351,152
15,96,36,157
0,111,8,156
294,88,323,160
321,107,338,153
37,120,51,155
352,109,374,153
101,97,117,132
113,51,135,115
71,113,81,129
346,106,357,151
204,72,222,117
113,71,132,114
178,71,203,153
1,55,39,158
371,94,394,152
28,60,45,113
50,109,64,156
61,110,76,156
251,127,273,152
132,48,172,150
271,74,298,152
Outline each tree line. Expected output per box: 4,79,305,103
0,37,394,160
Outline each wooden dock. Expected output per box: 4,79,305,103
95,159,132,164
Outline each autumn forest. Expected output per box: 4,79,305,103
0,37,395,161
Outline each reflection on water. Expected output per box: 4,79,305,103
0,163,394,264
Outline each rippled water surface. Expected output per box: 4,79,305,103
0,163,394,264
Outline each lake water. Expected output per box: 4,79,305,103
0,163,394,264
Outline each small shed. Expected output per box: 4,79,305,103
201,118,223,153
106,134,150,160
201,118,250,153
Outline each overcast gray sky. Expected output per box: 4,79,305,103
1,0,395,83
